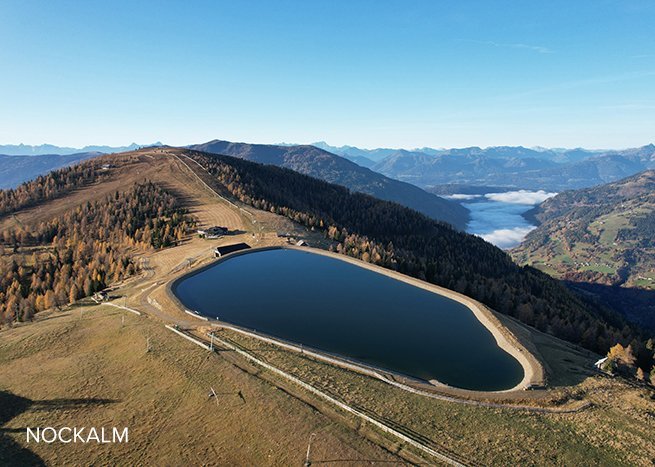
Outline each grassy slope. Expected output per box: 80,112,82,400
210,328,655,466
0,306,403,465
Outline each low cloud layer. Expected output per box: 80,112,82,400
480,226,536,249
445,194,482,200
462,189,556,248
484,190,557,205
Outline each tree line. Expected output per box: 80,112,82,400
0,181,193,325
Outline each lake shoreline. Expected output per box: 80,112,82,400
168,245,545,394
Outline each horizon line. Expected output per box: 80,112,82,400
1,139,653,153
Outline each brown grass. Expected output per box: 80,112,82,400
0,307,405,465
215,328,655,466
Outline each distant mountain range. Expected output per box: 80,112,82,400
187,140,469,229
0,143,162,189
315,142,655,191
314,141,608,165
0,142,161,156
4,140,655,225
311,142,396,166
0,152,101,189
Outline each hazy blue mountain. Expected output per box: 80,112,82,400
314,141,654,190
344,155,376,168
0,142,164,189
311,142,400,162
0,142,162,156
370,144,655,191
317,142,609,163
0,152,99,189
187,139,469,229
371,149,559,187
309,142,376,167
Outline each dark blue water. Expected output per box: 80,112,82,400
173,249,524,391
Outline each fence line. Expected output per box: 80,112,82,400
165,325,211,350
101,302,142,316
168,326,468,466
212,322,590,414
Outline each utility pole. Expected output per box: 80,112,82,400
209,332,214,352
146,336,151,353
304,432,316,467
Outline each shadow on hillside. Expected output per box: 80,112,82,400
225,229,248,236
567,281,655,332
0,390,118,466
35,313,69,323
0,391,41,467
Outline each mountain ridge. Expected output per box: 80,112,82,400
309,142,655,190
0,142,162,156
369,144,655,191
187,139,469,229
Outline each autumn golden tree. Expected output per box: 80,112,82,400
607,343,637,367
0,181,194,325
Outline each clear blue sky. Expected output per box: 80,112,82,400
1,0,654,149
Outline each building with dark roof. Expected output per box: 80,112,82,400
214,243,251,258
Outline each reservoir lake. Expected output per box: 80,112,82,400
173,248,524,391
